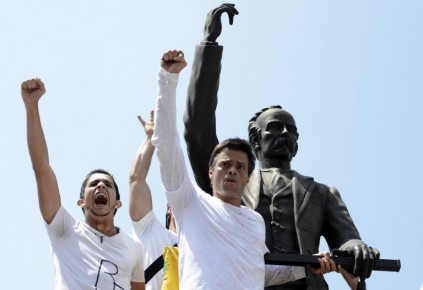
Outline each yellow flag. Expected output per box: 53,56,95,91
161,246,179,290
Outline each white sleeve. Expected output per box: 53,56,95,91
45,206,77,241
152,68,195,216
132,239,146,283
264,265,306,286
131,210,155,239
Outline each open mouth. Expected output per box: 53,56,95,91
94,193,108,205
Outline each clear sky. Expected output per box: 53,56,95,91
1,0,421,289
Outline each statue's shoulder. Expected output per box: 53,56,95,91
293,170,339,194
292,170,314,181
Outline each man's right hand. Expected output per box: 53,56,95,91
138,110,155,139
21,78,46,105
203,3,238,43
161,50,187,73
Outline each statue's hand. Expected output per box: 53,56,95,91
203,3,239,43
332,245,380,278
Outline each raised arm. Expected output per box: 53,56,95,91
152,50,187,193
183,4,238,194
22,78,61,223
129,111,155,222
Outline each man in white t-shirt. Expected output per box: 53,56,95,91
21,78,145,290
129,111,177,290
152,50,337,290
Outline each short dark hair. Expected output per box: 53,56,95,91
80,169,120,200
208,138,256,176
79,169,120,215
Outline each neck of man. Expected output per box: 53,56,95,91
213,191,242,207
86,217,117,237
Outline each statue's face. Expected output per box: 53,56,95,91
256,108,298,161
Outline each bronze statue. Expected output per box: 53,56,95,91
183,4,379,290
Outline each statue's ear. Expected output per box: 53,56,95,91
249,129,261,151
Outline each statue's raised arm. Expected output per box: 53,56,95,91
184,3,238,194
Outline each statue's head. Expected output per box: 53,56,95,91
248,105,299,162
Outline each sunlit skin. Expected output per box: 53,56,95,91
77,173,122,234
256,108,299,170
209,149,250,206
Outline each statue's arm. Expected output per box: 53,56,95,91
322,187,362,249
183,44,222,194
323,187,380,281
183,4,238,194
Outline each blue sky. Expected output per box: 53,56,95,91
1,0,421,289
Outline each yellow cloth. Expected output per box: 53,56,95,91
161,246,179,290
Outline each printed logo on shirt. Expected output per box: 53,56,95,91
95,259,124,289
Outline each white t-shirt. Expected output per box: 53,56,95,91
152,68,304,290
132,210,177,290
46,206,145,290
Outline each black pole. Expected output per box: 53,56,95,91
264,253,401,272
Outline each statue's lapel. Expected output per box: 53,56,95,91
292,171,315,217
242,169,261,209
